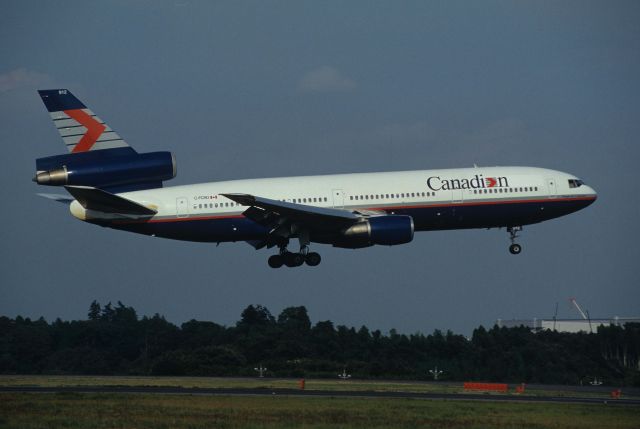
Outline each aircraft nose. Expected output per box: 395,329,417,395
585,185,597,202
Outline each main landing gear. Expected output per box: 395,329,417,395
268,245,322,268
507,226,522,255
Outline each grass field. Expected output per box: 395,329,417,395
0,375,457,391
1,392,639,429
0,375,628,399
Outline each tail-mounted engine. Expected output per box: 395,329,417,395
34,147,176,191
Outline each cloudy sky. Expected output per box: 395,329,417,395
1,1,638,335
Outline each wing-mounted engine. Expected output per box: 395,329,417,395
34,147,176,192
334,215,415,249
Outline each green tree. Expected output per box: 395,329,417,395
88,301,101,321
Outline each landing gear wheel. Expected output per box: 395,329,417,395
284,252,305,267
268,254,284,268
305,252,321,266
507,226,523,255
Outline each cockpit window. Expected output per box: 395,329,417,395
568,179,584,188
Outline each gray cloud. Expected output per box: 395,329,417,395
298,66,356,93
0,68,51,92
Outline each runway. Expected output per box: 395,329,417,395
2,385,639,406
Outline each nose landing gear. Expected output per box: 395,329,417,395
507,226,522,255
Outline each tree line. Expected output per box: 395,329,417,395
1,301,638,386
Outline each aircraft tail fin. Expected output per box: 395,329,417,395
38,89,133,153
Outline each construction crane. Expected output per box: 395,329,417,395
569,298,588,320
569,297,593,333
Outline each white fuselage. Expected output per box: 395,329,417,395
70,166,596,245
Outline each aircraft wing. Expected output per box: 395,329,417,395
223,193,361,249
223,193,359,226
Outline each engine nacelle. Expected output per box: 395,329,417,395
35,147,176,190
334,215,414,249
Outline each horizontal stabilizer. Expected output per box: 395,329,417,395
36,193,75,204
65,185,157,215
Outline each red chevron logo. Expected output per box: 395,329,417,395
64,109,106,153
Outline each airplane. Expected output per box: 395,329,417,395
33,89,597,268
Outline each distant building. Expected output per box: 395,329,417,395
495,317,640,333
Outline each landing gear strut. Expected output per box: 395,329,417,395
267,243,322,268
507,226,522,255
